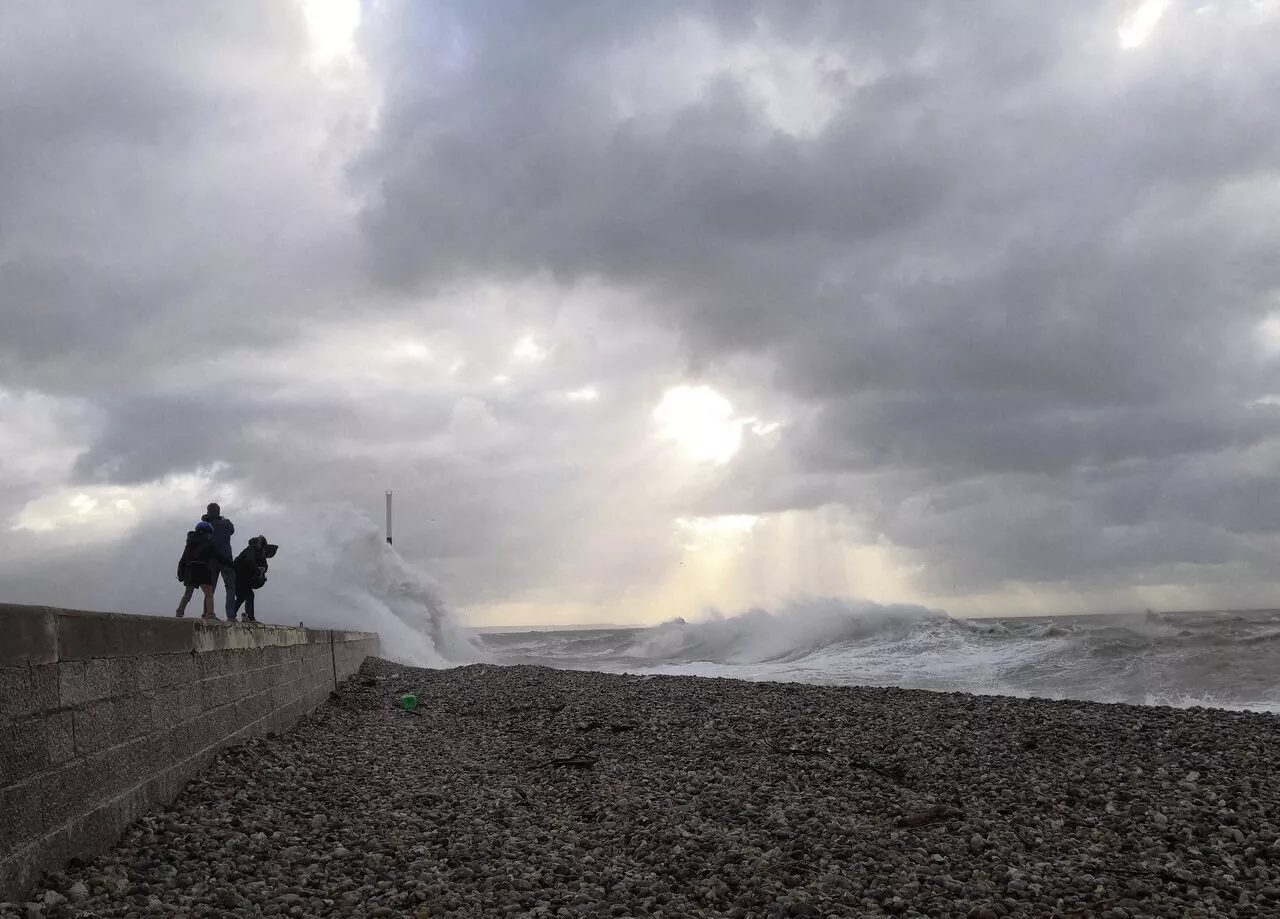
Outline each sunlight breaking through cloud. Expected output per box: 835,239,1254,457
1118,0,1170,49
299,0,361,68
653,385,743,464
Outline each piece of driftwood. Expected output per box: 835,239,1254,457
549,755,599,768
896,804,964,828
768,744,908,784
769,743,833,757
851,758,908,782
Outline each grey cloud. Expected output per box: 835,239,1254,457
0,1,697,616
357,0,1280,597
7,0,1280,618
0,1,361,392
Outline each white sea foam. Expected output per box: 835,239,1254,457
255,504,488,667
482,599,1280,712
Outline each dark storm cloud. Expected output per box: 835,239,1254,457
357,0,1280,595
7,0,1280,616
0,1,363,392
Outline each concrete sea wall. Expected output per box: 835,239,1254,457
0,604,378,901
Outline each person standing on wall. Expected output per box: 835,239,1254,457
175,521,229,618
202,502,238,621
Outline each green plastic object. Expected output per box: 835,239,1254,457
400,694,418,711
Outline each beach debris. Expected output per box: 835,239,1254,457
896,804,965,828
769,743,833,757
573,719,636,732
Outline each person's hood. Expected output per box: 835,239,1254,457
201,513,220,523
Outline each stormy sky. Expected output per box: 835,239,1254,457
4,0,1280,626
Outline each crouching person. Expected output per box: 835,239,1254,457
233,535,275,623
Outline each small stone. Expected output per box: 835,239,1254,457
310,814,328,828
332,847,351,858
67,882,88,902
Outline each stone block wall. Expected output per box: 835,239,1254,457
0,605,378,901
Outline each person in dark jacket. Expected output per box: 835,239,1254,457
232,535,271,623
201,502,238,621
175,521,230,618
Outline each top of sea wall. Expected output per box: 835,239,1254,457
0,604,377,667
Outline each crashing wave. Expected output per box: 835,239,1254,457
257,504,488,668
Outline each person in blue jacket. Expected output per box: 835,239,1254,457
201,502,239,621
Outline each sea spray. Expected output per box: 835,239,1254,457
253,504,489,667
626,597,951,664
482,600,1280,711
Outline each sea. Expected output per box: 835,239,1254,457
293,532,1279,714
477,603,1280,713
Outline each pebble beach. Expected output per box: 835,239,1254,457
12,659,1280,919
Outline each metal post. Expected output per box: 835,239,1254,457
385,490,393,546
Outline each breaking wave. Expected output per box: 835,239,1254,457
624,599,956,664
261,505,488,668
483,599,1280,712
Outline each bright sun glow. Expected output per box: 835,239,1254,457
12,467,246,537
299,0,361,67
1257,313,1280,354
1118,0,1169,49
674,514,760,556
653,385,743,464
512,335,547,362
566,386,600,402
676,514,759,535
389,340,431,361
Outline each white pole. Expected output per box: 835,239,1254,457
385,490,393,546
